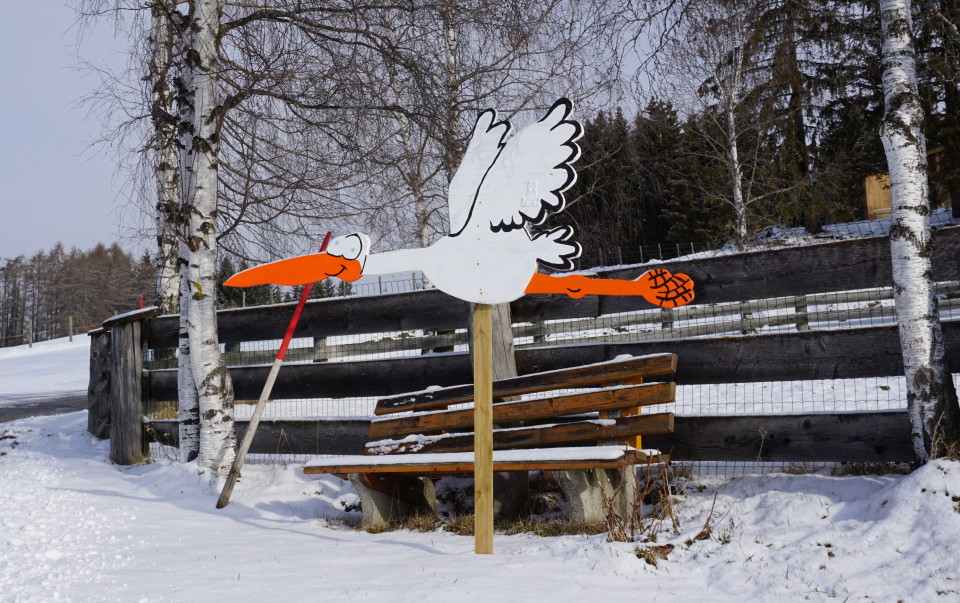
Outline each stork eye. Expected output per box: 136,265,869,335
327,233,366,261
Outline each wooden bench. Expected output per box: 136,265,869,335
304,354,678,526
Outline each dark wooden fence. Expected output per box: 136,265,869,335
91,227,960,465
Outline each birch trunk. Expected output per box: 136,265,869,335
149,0,181,314
879,0,960,461
186,0,236,474
177,243,199,462
175,4,199,463
726,101,746,244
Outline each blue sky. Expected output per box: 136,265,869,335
0,3,131,260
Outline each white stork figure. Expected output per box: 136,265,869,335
226,99,694,308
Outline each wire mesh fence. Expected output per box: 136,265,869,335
141,266,960,474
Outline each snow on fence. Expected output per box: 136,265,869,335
89,227,960,468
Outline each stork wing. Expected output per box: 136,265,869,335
447,109,511,236
465,98,582,234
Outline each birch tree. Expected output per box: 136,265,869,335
149,0,181,313
879,0,960,461
183,0,237,474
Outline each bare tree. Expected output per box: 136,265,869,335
879,0,960,461
650,1,811,244
149,0,181,313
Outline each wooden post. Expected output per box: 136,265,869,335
103,309,156,465
312,336,329,362
69,315,74,342
794,295,810,332
473,303,494,555
87,328,111,438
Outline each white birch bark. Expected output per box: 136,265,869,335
175,4,199,463
177,242,199,462
149,0,181,314
879,0,960,461
185,0,236,474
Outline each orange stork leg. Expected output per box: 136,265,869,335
524,268,695,308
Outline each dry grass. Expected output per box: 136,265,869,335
831,462,913,476
635,543,675,567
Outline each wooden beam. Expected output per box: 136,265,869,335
147,320,959,402
367,412,675,454
643,411,914,462
149,288,470,348
473,303,494,555
519,320,960,384
368,382,676,440
304,449,666,475
146,228,959,350
108,320,147,465
149,411,914,463
514,226,960,316
374,353,677,415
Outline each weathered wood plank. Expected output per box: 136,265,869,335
303,449,665,475
518,319,960,384
146,418,371,455
148,411,915,463
515,226,960,318
367,382,676,440
87,329,111,439
109,321,147,465
643,411,914,463
147,353,474,401
366,412,675,454
145,228,959,350
146,319,959,401
374,354,677,415
149,288,470,348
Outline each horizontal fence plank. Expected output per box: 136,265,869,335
146,419,371,456
148,288,470,349
147,411,913,463
644,411,914,463
147,352,474,402
145,228,958,348
145,319,960,401
519,319,960,384
514,226,960,319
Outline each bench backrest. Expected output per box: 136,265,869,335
366,354,677,455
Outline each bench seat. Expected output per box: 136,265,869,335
304,446,666,475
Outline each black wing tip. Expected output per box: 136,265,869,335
534,225,582,271
476,108,510,138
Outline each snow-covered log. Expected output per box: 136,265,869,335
879,0,960,461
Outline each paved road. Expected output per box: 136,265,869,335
0,392,88,423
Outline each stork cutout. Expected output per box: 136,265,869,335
226,99,695,308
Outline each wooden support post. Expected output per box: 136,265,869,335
87,328,111,439
104,311,155,465
312,336,329,362
794,295,810,332
69,315,74,342
473,303,494,555
739,301,757,335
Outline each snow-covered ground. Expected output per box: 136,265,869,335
3,335,960,600
0,337,89,404
3,412,960,601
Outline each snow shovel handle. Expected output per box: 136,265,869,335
216,231,333,509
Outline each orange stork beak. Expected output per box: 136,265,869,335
224,253,365,288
